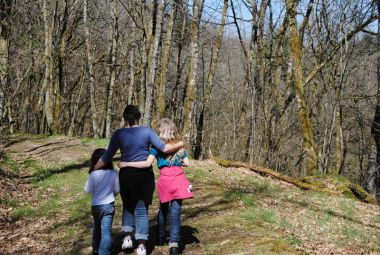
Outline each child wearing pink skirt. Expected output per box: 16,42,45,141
120,118,193,255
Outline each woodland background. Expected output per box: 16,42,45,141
0,0,380,199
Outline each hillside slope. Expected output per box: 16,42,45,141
0,135,379,255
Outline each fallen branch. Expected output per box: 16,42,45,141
213,158,377,204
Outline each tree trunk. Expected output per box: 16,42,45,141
83,0,99,138
42,0,54,134
194,0,228,159
144,0,165,126
55,0,69,134
104,0,118,138
68,72,85,136
0,0,12,132
286,0,318,175
369,0,380,198
182,0,204,146
157,0,178,119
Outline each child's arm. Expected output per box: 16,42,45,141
84,175,93,194
179,149,190,167
114,173,120,194
182,157,190,167
119,155,155,168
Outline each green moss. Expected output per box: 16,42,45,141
213,157,231,167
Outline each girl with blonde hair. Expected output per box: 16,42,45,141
120,118,193,255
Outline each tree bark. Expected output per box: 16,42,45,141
84,0,99,138
41,0,54,134
144,0,165,126
194,0,228,159
157,0,178,119
369,0,380,198
286,0,318,175
0,0,12,132
104,0,118,138
182,0,204,146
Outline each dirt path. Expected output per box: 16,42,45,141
0,135,379,255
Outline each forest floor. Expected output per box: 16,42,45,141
0,134,379,255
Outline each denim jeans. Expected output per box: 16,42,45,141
121,200,149,240
92,202,115,255
157,199,182,244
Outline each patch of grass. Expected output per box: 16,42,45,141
203,243,216,253
38,198,61,216
240,208,276,224
340,200,355,219
318,212,333,226
296,198,308,207
343,226,366,241
23,158,38,169
11,207,35,220
283,236,302,247
1,197,18,207
270,238,293,252
190,167,209,180
82,138,110,148
226,191,256,208
279,219,293,229
241,194,256,208
259,209,277,224
1,153,19,173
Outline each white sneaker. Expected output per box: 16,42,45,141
122,235,133,249
136,245,146,255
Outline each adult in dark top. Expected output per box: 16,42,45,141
94,105,183,255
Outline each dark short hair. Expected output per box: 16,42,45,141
89,148,113,173
123,105,141,126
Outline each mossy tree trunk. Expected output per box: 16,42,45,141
157,0,178,120
182,0,204,148
286,0,318,175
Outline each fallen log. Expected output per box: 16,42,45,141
213,158,377,204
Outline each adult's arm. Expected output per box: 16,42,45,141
94,131,120,170
149,128,183,153
163,141,184,153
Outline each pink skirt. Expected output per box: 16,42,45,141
157,166,194,203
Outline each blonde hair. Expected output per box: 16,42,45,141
157,118,181,144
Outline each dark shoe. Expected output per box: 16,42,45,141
157,236,167,246
169,247,179,255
